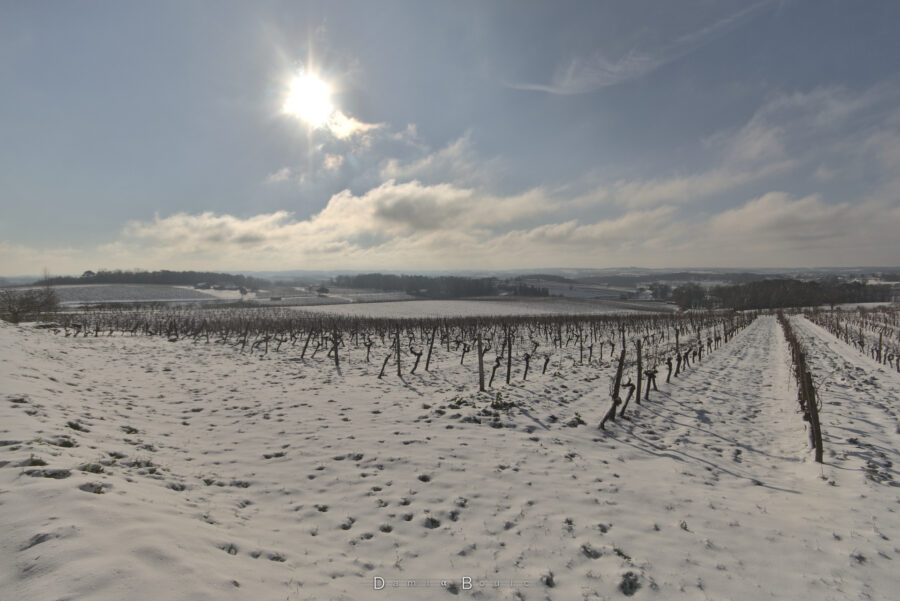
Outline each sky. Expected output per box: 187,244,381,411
2,0,899,276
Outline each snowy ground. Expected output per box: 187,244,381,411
294,298,671,318
19,284,223,305
1,315,898,600
8,283,421,308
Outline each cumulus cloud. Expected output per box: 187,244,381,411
311,179,553,236
123,211,296,251
4,184,898,274
112,183,896,270
62,180,556,271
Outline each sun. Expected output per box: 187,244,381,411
283,72,333,127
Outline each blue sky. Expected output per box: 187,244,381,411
2,0,899,275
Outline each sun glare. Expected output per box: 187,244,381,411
283,72,333,127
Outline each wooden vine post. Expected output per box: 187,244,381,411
395,325,401,377
804,372,824,463
635,339,642,406
425,326,436,371
477,332,485,392
600,349,626,430
505,327,513,385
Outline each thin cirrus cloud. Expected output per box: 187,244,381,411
600,83,900,210
380,132,502,188
509,1,774,94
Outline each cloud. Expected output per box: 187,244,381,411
812,165,836,181
8,81,900,275
603,82,900,210
495,206,676,251
510,51,668,95
327,110,383,141
602,138,795,209
4,183,898,274
390,123,426,149
510,1,774,94
737,84,900,163
380,132,501,187
323,154,344,170
610,166,765,209
106,182,895,270
0,241,88,276
314,179,554,236
123,211,297,252
73,180,555,270
694,191,900,266
726,120,786,165
264,167,292,184
862,127,900,172
707,192,849,244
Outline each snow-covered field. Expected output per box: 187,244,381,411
26,284,429,308
7,284,419,308
20,284,223,305
1,315,898,600
294,298,673,318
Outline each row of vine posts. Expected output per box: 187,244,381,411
43,305,754,431
599,311,756,429
803,307,900,372
777,311,824,463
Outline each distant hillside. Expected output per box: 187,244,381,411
39,270,270,289
332,273,549,299
516,274,575,284
578,272,766,286
672,278,891,310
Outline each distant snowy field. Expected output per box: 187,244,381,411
294,298,674,317
18,284,223,305
9,285,416,307
7,284,675,314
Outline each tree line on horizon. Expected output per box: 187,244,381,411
671,278,891,310
331,273,549,299
37,269,271,290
